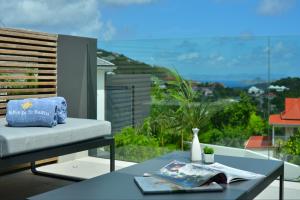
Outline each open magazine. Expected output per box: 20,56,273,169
154,160,265,188
134,176,223,194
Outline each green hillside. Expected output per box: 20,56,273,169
97,49,173,79
270,77,300,112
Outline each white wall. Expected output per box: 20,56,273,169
97,69,105,120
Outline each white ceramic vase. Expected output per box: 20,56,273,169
191,128,202,162
203,153,214,164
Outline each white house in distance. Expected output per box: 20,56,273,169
97,58,117,121
269,85,289,92
248,86,264,96
201,87,213,97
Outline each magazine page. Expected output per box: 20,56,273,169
134,176,224,194
193,162,265,183
155,160,227,188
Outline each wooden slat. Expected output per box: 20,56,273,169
0,61,56,68
0,94,56,100
0,88,56,93
0,43,56,52
0,76,56,80
0,55,56,63
0,49,56,58
0,27,57,119
0,69,56,74
0,82,56,86
0,36,57,47
0,29,57,41
0,27,57,37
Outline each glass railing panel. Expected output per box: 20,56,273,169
268,36,300,181
91,36,300,181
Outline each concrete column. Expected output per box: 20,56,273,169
57,35,97,163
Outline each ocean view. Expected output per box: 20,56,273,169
1,1,300,199
101,36,300,87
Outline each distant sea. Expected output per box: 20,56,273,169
199,80,251,88
218,80,249,88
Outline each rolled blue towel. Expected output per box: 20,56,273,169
6,99,58,127
46,97,67,124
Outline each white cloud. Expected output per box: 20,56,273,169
0,0,155,39
177,52,200,61
101,21,116,41
0,0,104,38
207,53,226,65
257,0,295,16
216,55,224,62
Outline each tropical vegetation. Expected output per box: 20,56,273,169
98,49,300,165
114,70,268,162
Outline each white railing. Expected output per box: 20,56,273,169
201,143,300,180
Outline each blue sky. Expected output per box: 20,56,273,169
0,0,299,85
100,0,300,40
99,0,300,84
101,36,300,84
1,0,299,40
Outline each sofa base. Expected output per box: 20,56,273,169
0,136,115,179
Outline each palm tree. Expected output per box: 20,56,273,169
168,70,210,150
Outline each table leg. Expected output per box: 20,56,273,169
279,174,284,200
110,139,115,172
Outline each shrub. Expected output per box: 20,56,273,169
199,129,223,144
200,126,251,148
115,145,173,163
288,156,300,166
203,146,214,154
283,130,300,156
247,112,265,135
114,126,173,162
218,126,250,148
115,126,159,148
210,92,256,129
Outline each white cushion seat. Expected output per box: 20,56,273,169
0,118,111,158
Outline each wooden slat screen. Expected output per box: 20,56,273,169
0,28,58,118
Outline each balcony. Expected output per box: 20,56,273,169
1,146,300,199
1,27,300,200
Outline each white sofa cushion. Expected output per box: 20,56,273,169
0,118,111,157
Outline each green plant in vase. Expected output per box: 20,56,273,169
203,146,215,164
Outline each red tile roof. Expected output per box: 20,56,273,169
269,114,300,126
281,98,300,120
245,136,272,149
269,98,300,126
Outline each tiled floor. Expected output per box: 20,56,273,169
0,170,73,200
0,157,135,200
37,157,136,179
255,180,300,200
